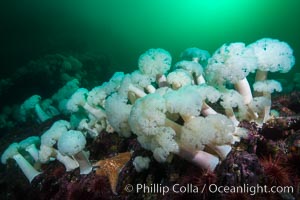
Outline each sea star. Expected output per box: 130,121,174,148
94,152,131,194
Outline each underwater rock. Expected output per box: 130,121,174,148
217,151,263,187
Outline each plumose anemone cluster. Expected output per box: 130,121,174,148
0,38,296,195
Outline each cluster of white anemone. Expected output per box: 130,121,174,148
1,38,295,182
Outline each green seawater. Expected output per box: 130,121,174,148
0,0,299,106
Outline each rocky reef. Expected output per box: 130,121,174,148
0,92,299,200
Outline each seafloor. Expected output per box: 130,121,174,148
1,92,300,200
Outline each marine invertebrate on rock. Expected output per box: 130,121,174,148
260,155,292,186
173,60,205,84
166,69,193,89
19,95,51,123
128,91,242,170
1,143,41,182
193,169,217,199
205,42,257,106
220,89,248,126
133,156,151,172
0,38,297,200
93,151,131,195
39,120,79,171
19,136,40,162
66,88,106,120
180,47,211,67
253,80,282,122
138,48,171,77
51,79,80,114
248,38,295,82
105,93,132,138
58,130,92,174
